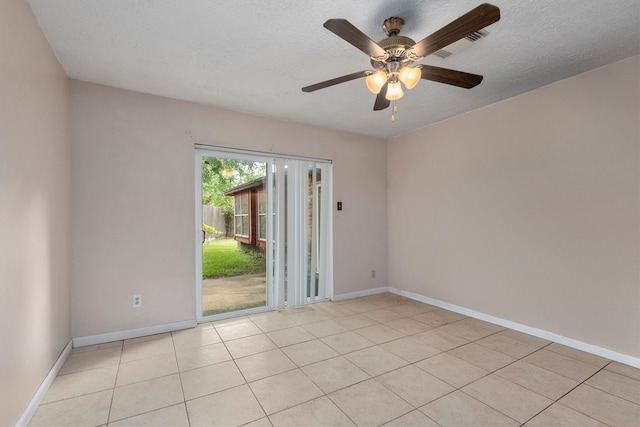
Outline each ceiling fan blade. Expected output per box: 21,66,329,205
324,19,388,60
302,70,370,92
373,83,390,110
417,65,483,88
408,3,500,59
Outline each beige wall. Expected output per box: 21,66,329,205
69,81,387,338
388,55,640,358
0,1,71,425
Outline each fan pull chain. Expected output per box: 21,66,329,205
391,101,398,122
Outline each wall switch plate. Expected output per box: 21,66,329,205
133,294,142,308
337,201,343,211
371,270,376,279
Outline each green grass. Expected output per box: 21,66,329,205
202,238,265,278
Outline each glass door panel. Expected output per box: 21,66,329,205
198,155,270,320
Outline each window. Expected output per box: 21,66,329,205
258,188,267,240
234,193,249,237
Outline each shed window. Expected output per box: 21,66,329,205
258,189,267,240
234,193,249,237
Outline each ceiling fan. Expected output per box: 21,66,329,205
302,3,500,121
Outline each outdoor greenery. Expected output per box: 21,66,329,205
202,238,265,278
202,157,266,236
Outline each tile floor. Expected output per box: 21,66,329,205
30,293,640,426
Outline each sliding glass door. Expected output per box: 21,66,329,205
196,147,333,322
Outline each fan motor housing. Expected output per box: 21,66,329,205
371,17,417,70
371,35,416,70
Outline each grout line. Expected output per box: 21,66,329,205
519,364,610,426
105,340,124,426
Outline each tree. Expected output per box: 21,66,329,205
202,157,266,237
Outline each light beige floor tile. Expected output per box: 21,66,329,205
225,334,277,359
498,329,551,348
525,403,607,427
546,343,610,368
415,352,488,388
235,349,296,382
284,310,330,325
495,360,579,400
412,309,466,328
249,310,283,320
281,339,338,366
321,331,375,354
437,319,499,341
312,304,357,318
186,385,265,427
462,374,553,423
377,365,455,407
269,396,355,427
387,302,438,317
302,356,370,393
385,317,433,335
216,321,263,341
413,328,469,351
380,336,441,363
605,361,640,380
252,314,297,333
171,328,221,351
212,315,251,327
179,359,245,400
344,346,408,377
302,319,349,338
109,374,184,422
333,314,379,330
175,342,231,371
559,384,640,426
524,349,601,381
30,390,112,427
354,324,406,344
171,322,213,337
243,417,273,427
123,333,171,346
449,342,516,372
586,369,640,404
362,308,405,323
382,410,440,427
336,300,382,314
460,317,505,333
476,333,540,358
59,345,121,375
250,369,323,415
329,379,413,426
120,337,175,363
42,364,118,404
116,353,178,387
71,340,122,354
108,403,189,427
420,390,519,427
266,326,315,347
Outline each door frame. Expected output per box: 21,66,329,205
195,147,275,322
195,144,333,322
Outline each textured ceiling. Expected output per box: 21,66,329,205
28,0,640,139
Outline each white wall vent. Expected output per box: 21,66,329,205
433,30,489,59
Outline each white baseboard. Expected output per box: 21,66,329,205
389,287,640,369
332,287,390,302
16,340,73,427
72,319,198,348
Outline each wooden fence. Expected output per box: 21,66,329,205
202,205,226,241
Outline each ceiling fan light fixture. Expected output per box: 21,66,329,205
399,66,421,89
365,70,388,94
385,81,404,101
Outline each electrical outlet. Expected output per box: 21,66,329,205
132,294,142,308
371,270,376,279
